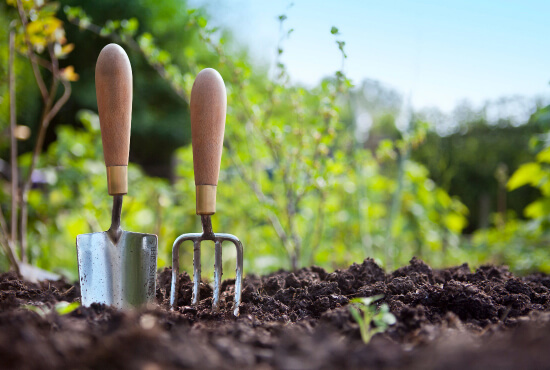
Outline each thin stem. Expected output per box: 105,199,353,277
154,194,162,238
44,80,71,123
357,152,373,257
214,30,306,269
307,189,327,265
23,52,53,72
16,0,48,102
19,67,70,261
384,149,408,270
9,30,18,247
227,147,293,262
0,208,21,275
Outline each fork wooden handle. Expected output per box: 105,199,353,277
95,43,132,195
190,68,227,214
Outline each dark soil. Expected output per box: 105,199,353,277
1,257,550,369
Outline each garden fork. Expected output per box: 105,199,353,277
170,68,244,316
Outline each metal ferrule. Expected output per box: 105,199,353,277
106,166,128,195
196,185,216,215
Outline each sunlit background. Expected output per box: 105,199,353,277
1,0,550,280
197,0,550,113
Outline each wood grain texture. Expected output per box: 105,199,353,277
190,68,227,186
95,43,132,167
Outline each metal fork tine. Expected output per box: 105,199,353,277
232,238,244,317
170,240,180,309
212,239,223,311
170,229,243,314
192,239,201,305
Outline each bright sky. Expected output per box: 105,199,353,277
190,0,550,113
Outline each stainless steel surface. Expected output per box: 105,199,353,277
213,239,222,311
170,215,244,317
192,239,201,305
77,195,158,309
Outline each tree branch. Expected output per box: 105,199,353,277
45,79,71,123
0,208,21,275
9,30,18,248
227,146,293,262
66,16,189,102
16,0,48,102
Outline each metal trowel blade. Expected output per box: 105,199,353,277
76,230,157,309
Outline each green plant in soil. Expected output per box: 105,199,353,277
349,295,396,344
23,301,80,317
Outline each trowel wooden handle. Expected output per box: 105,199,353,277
95,43,132,195
190,68,227,215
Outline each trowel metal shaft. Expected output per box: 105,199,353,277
107,195,123,244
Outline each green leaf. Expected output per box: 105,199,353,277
337,41,347,58
444,213,467,233
330,26,339,35
121,18,139,35
365,294,384,305
507,162,542,191
55,301,80,315
197,16,207,28
22,304,47,317
349,306,362,325
99,27,110,37
382,312,397,325
350,295,384,307
537,147,550,163
524,198,550,219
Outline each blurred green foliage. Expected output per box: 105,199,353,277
1,0,549,279
58,0,217,171
467,106,550,273
412,104,546,232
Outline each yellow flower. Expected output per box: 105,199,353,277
60,65,79,81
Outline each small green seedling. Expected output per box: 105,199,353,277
349,295,396,344
23,301,80,318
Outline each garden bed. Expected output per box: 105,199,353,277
1,257,550,369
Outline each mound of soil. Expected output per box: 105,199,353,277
1,257,550,369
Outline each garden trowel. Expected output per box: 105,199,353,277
76,44,158,309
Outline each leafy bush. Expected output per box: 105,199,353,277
467,106,550,273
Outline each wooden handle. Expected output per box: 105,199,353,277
190,68,227,214
95,43,132,195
